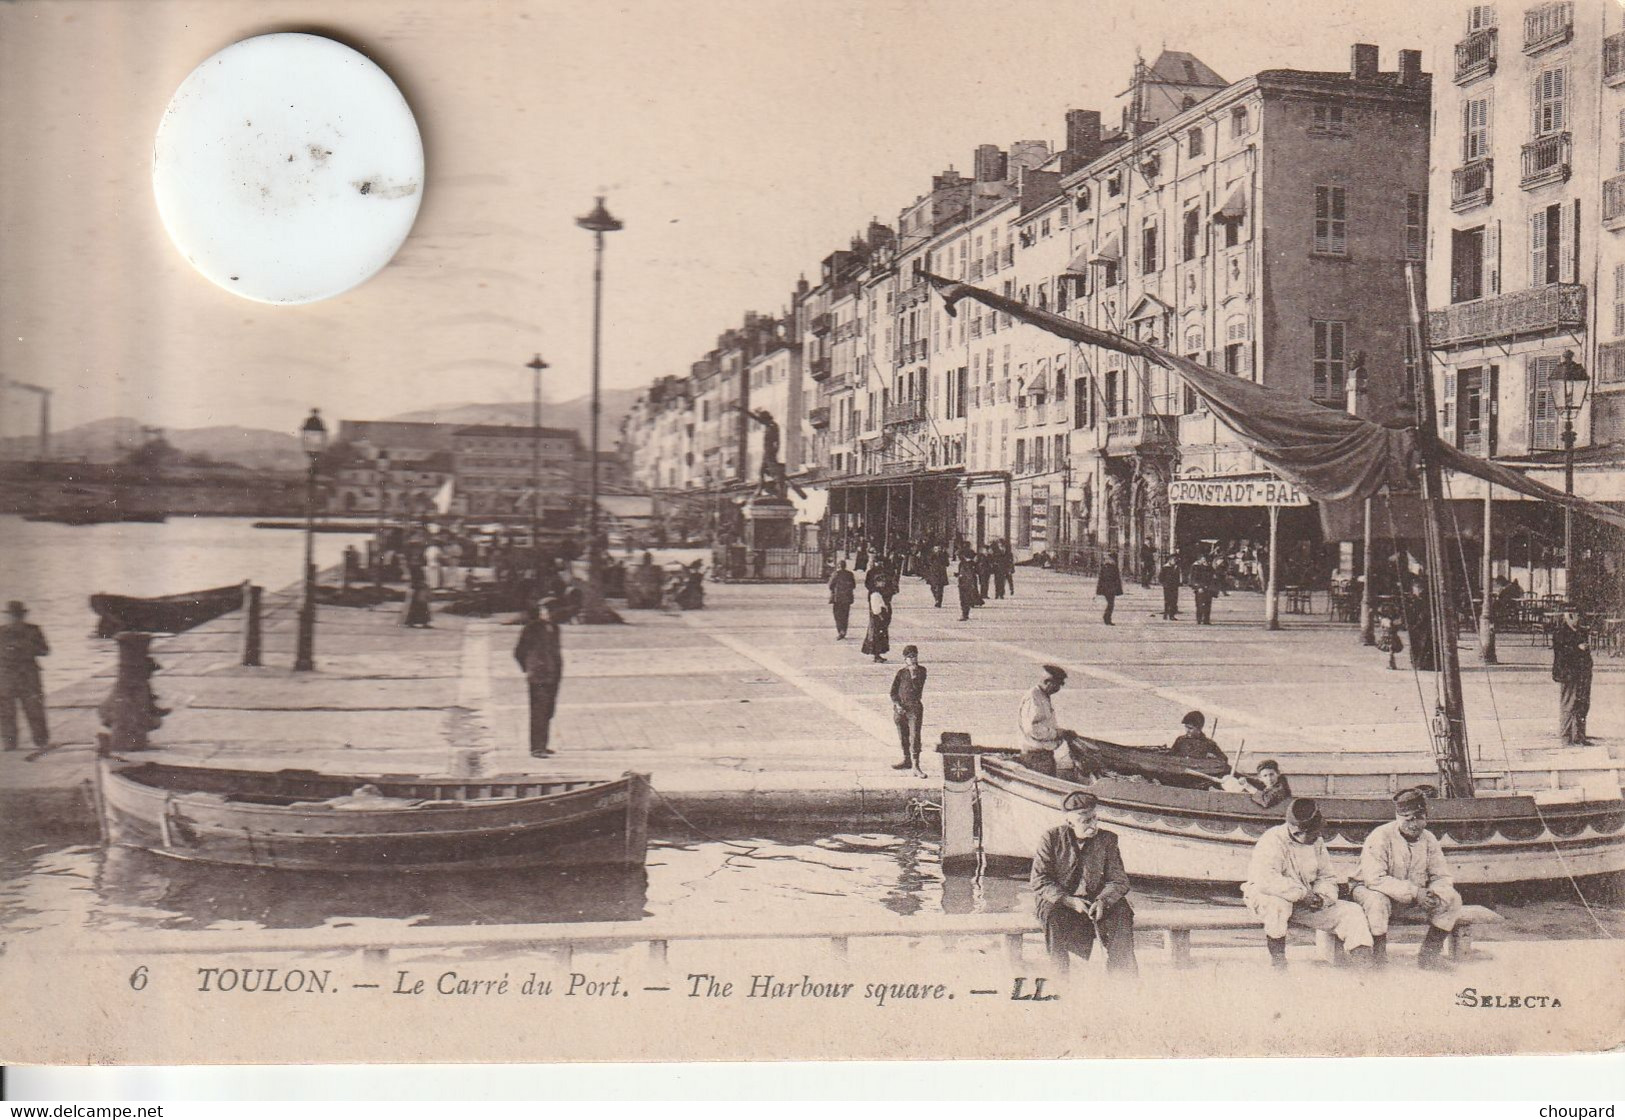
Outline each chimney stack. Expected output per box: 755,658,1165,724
973,144,1008,183
1398,48,1423,86
1350,43,1380,81
1065,109,1103,159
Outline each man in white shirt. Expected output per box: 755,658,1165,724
1018,665,1071,776
1351,788,1463,970
1241,797,1374,969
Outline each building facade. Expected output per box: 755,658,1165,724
451,424,581,521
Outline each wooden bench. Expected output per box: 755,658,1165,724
1314,903,1500,963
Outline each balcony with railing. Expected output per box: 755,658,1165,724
1522,1,1571,54
1451,159,1493,211
1103,413,1178,455
883,399,927,427
809,312,832,335
1607,174,1625,230
1454,28,1497,83
1608,30,1625,85
1521,133,1570,190
808,406,830,430
878,457,925,476
808,355,832,381
1427,284,1586,348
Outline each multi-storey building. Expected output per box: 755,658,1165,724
451,424,580,520
1427,0,1625,600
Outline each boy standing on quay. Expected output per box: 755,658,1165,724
889,644,927,776
0,601,49,753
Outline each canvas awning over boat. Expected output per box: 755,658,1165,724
920,271,1625,531
1213,184,1247,221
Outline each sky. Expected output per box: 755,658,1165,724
0,0,1460,438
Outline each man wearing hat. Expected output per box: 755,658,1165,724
513,597,564,758
889,645,928,775
1241,797,1375,968
1031,791,1138,975
1018,665,1071,776
0,601,50,753
1167,710,1228,768
1236,759,1292,809
1351,789,1462,969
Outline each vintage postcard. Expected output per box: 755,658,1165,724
2,0,1622,1066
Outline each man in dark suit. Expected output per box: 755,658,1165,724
827,560,856,640
1158,554,1182,619
514,597,564,758
0,600,50,753
1030,791,1138,975
1552,609,1593,744
1095,554,1124,625
889,644,927,775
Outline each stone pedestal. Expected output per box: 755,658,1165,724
742,494,796,551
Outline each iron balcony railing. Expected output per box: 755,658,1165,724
1607,30,1625,84
808,355,832,381
882,399,926,426
808,406,830,429
1454,28,1497,83
1103,414,1178,454
809,312,832,335
1522,1,1572,54
1605,174,1625,230
1520,133,1571,190
1427,284,1586,348
1451,160,1493,211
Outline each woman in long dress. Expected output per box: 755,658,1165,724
401,567,433,628
861,582,891,663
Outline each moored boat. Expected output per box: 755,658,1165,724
90,584,245,636
97,759,654,872
942,743,1625,887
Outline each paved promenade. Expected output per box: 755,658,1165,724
4,566,1621,837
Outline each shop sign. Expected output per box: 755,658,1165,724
1168,476,1308,507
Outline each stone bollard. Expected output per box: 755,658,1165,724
98,632,167,753
240,580,263,667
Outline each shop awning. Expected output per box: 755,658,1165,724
1213,184,1247,222
1089,233,1121,264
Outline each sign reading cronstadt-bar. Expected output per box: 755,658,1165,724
1168,476,1309,507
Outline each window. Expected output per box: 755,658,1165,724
1617,109,1625,173
1529,202,1565,286
1463,96,1491,161
1187,127,1204,157
1314,186,1348,255
1033,438,1046,473
1225,319,1251,375
1455,366,1496,454
1102,259,1120,287
1528,355,1560,449
1312,320,1348,402
1452,226,1485,301
1312,104,1347,133
1616,263,1625,338
1014,438,1027,473
1531,67,1566,136
1231,106,1249,138
1055,360,1067,400
1405,193,1426,261
1141,222,1160,273
1403,329,1421,396
1073,377,1093,428
1056,274,1071,312
1107,173,1123,197
1467,4,1495,32
1105,370,1120,417
1183,206,1202,261
1058,205,1070,227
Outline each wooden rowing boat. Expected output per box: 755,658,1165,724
98,759,654,872
941,741,1625,887
90,584,244,636
1068,734,1230,789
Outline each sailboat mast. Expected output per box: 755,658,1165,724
1404,264,1475,799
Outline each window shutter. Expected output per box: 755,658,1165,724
1530,213,1547,289
1530,356,1558,451
1484,222,1500,296
1442,371,1457,443
1487,365,1499,456
1560,200,1577,285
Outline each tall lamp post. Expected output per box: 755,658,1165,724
294,408,328,672
576,196,623,623
1552,350,1590,602
373,447,390,588
525,354,549,564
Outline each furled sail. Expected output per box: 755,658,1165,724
922,272,1625,530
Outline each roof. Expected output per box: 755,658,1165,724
1147,50,1227,89
452,424,580,441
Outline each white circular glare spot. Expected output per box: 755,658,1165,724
153,33,424,304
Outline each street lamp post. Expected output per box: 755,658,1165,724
1552,350,1590,603
294,408,328,672
526,354,549,566
373,447,390,588
576,196,623,623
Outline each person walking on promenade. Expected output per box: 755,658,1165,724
956,553,980,621
1552,608,1593,745
1095,554,1124,625
991,540,1009,600
828,560,856,640
977,549,993,602
855,541,870,572
1139,542,1155,588
889,644,928,775
514,597,564,758
923,548,949,609
1018,665,1072,777
0,601,49,753
1031,791,1138,976
862,579,892,663
1241,797,1375,969
1158,553,1181,620
1189,552,1216,625
401,567,433,628
1350,788,1463,970
1001,540,1017,597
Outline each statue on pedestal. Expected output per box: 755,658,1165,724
748,409,806,500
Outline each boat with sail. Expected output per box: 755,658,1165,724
925,266,1625,890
